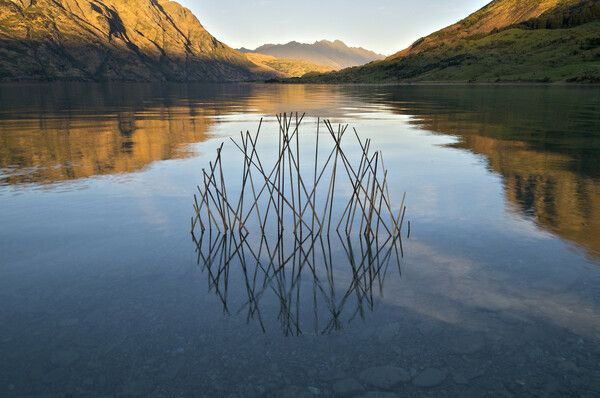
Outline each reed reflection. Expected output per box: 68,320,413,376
193,231,403,336
190,113,407,335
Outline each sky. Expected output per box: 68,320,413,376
177,0,492,55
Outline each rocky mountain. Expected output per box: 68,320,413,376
240,40,385,69
296,0,600,83
0,0,277,81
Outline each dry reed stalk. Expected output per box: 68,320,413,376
193,114,405,239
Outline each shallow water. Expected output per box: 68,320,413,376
1,83,599,397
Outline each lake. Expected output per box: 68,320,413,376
1,82,599,397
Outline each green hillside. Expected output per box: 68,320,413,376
293,0,600,83
389,0,573,58
509,0,600,29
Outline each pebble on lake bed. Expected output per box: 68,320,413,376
332,378,365,397
412,368,447,387
359,366,410,389
444,333,486,354
356,392,401,398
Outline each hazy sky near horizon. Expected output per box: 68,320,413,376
178,0,491,55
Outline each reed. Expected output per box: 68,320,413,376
191,113,406,240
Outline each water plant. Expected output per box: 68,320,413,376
191,113,406,238
190,114,408,334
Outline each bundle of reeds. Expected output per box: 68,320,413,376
191,113,406,238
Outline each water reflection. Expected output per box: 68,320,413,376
0,84,228,185
359,85,600,258
1,83,598,259
0,108,218,185
193,231,403,336
458,134,600,259
1,83,599,397
0,83,357,186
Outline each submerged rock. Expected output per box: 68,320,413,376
319,368,350,382
417,320,443,337
359,366,410,389
50,350,80,367
412,368,446,388
444,333,486,354
278,385,316,398
357,392,400,398
376,323,401,344
122,377,155,396
452,374,469,385
332,378,365,396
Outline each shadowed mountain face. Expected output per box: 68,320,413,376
240,40,385,69
0,0,277,81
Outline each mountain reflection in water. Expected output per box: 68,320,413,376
362,85,600,258
0,83,355,186
0,83,598,259
0,84,222,185
1,83,599,397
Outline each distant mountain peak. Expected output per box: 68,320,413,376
241,39,384,69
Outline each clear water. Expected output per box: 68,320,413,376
0,83,599,397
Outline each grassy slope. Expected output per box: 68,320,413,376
391,0,568,58
297,20,600,83
244,53,335,77
292,0,600,83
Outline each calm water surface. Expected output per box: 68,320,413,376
1,83,599,397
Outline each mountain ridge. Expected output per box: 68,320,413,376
0,0,278,81
239,39,385,69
